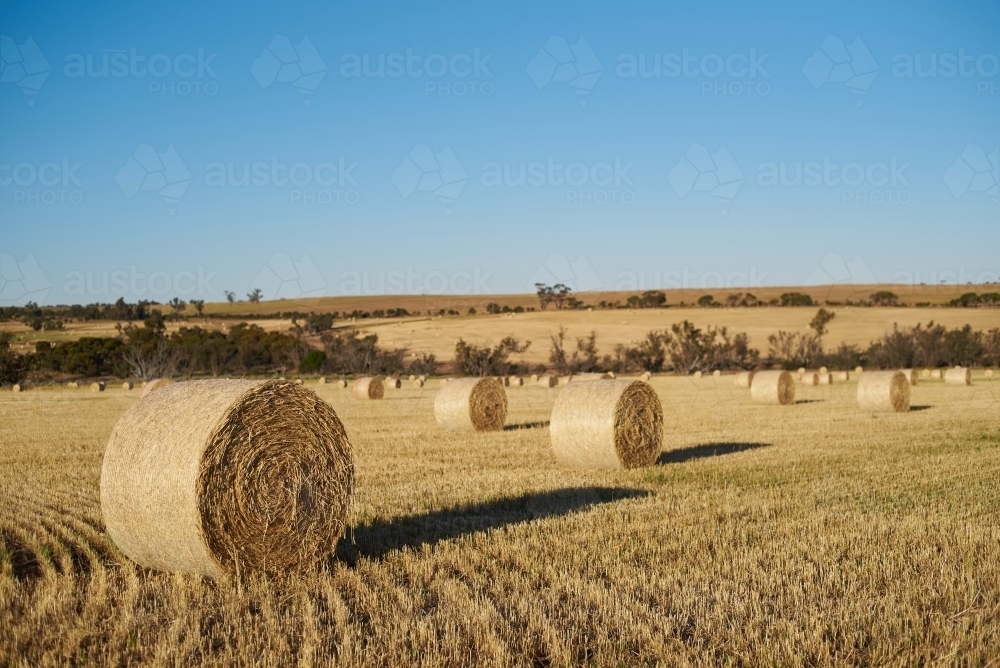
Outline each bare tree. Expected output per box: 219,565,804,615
122,342,171,380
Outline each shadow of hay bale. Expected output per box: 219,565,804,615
336,486,648,565
657,442,770,465
502,420,550,431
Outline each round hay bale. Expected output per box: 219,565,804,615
439,378,449,386
417,375,426,383
693,371,703,379
538,375,557,388
857,370,910,413
12,383,23,393
141,379,172,399
928,369,942,379
799,372,818,386
67,381,79,388
819,366,828,374
434,377,507,432
412,378,424,388
295,379,304,385
497,376,510,387
750,370,795,405
920,369,930,378
569,372,610,383
855,366,864,374
550,379,662,470
509,376,523,387
385,377,401,389
712,369,721,377
640,371,652,381
986,369,995,378
817,372,832,385
122,381,134,391
530,374,539,382
797,367,806,375
318,377,327,384
408,375,416,381
100,379,354,578
607,371,616,379
336,379,348,388
902,369,918,386
91,382,106,393
352,377,384,399
557,376,571,386
944,367,971,386
734,371,754,389
836,371,850,381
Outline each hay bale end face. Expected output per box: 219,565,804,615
640,371,652,381
122,381,134,391
836,371,850,382
509,376,523,387
712,370,721,377
855,366,864,374
538,375,557,388
91,382,106,392
100,379,354,577
819,366,828,374
412,379,424,388
550,379,662,470
140,379,172,399
336,379,348,388
986,369,995,378
318,377,327,384
67,381,79,388
928,369,942,380
817,372,832,385
750,370,795,405
902,369,918,386
434,377,507,432
352,377,384,399
857,370,910,413
944,367,971,386
386,377,401,389
734,371,754,389
12,383,22,393
530,374,539,382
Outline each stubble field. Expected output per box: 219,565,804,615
2,374,999,666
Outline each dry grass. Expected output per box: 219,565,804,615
2,374,1000,665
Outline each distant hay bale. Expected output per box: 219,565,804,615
693,371,703,379
928,369,942,379
439,378,449,386
902,369,919,386
352,377,384,399
530,374,539,382
557,376,571,386
799,372,818,386
569,372,611,382
538,375,557,388
920,369,930,378
318,377,327,384
855,366,864,374
122,381,134,391
141,379,172,399
819,366,828,374
944,367,971,386
640,371,652,381
91,382,106,393
549,379,663,470
509,376,523,387
836,371,850,381
497,376,510,387
712,370,721,377
12,383,23,393
797,367,806,375
412,379,424,388
295,379,304,385
336,379,348,389
67,381,79,388
750,371,795,405
857,370,910,412
434,377,507,432
987,369,995,378
418,375,426,383
100,379,354,578
607,371,616,379
817,372,832,385
385,377,401,389
734,371,754,389
408,374,416,381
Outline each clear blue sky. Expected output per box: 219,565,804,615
1,0,997,305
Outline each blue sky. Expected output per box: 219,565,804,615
1,0,997,305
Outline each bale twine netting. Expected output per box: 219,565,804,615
141,378,172,399
750,370,795,405
857,370,910,413
550,379,663,469
352,377,384,399
734,371,754,389
434,377,507,432
945,367,971,386
101,379,354,578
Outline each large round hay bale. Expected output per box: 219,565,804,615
538,374,557,388
91,382,106,393
434,377,507,432
385,377,401,389
352,377,384,399
750,371,795,405
857,370,910,412
509,376,523,387
100,379,353,577
944,367,971,386
122,381,134,391
817,372,832,385
902,369,918,386
569,372,610,382
141,379,172,399
734,371,754,389
836,371,850,381
550,379,662,470
797,367,806,375
799,372,818,386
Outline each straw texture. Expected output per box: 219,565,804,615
140,379,172,399
734,371,754,389
857,370,910,413
750,371,795,405
352,377,384,399
944,367,971,386
100,379,354,578
549,380,663,470
434,377,507,432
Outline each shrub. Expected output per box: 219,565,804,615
298,350,327,374
780,292,814,307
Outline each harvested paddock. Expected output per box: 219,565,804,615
1,376,999,664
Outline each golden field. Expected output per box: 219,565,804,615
2,373,999,665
